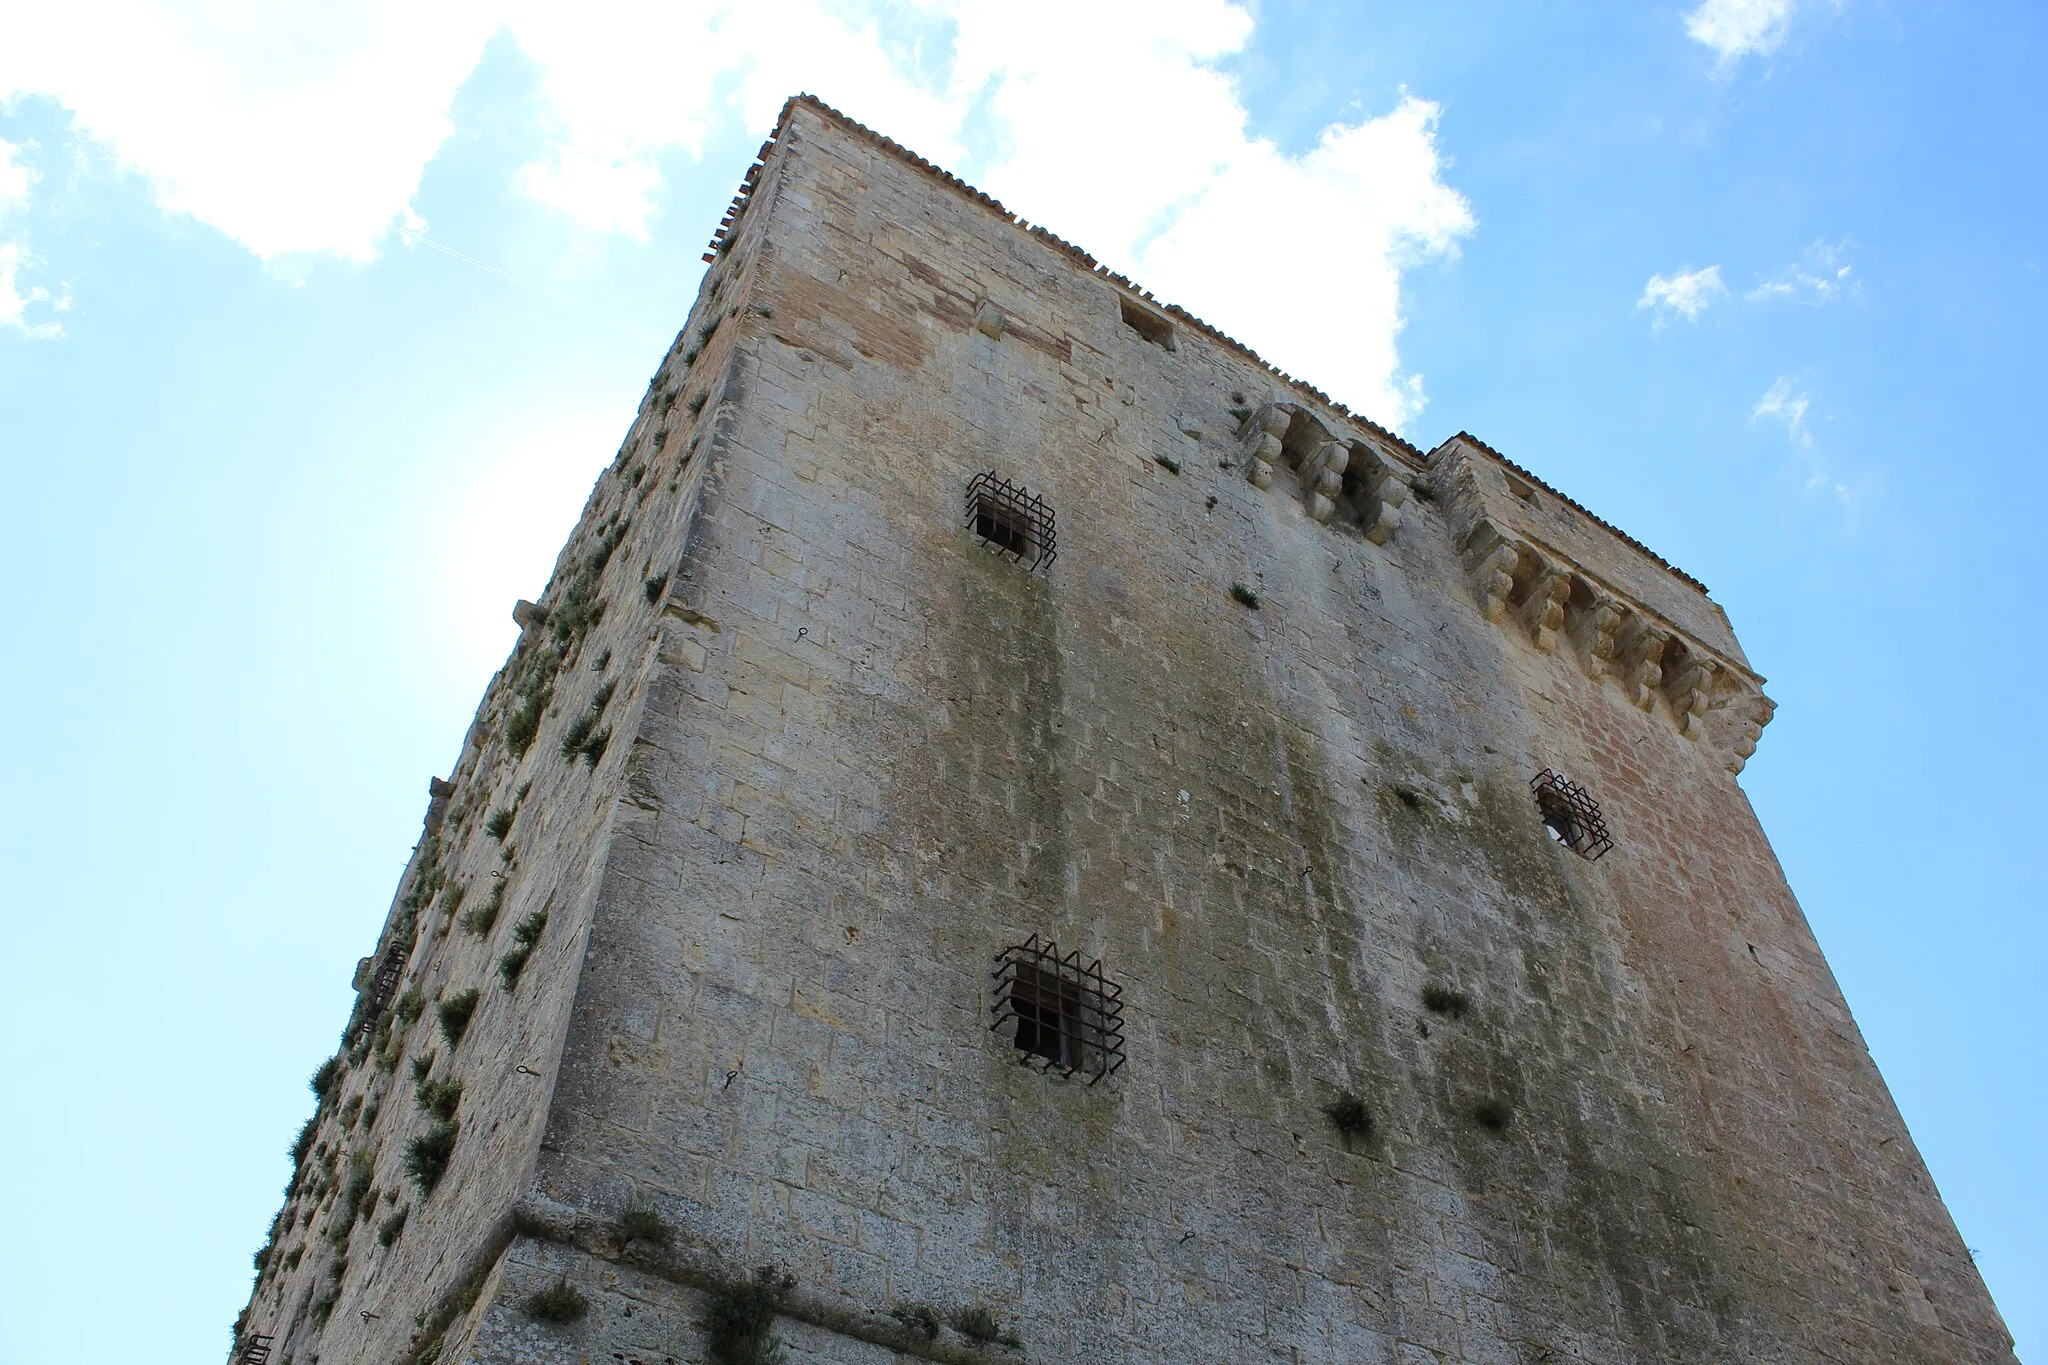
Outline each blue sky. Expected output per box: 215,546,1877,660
1,1,2040,1359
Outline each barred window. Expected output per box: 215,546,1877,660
990,935,1125,1084
966,471,1056,573
1531,768,1613,861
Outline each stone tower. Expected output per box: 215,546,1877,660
232,96,2015,1365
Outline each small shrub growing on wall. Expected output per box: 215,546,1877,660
462,883,504,937
416,1078,463,1122
485,809,515,840
377,1208,408,1247
526,1278,589,1324
1325,1092,1373,1139
1229,582,1261,610
330,1157,374,1241
950,1304,1022,1349
888,1303,940,1340
617,1200,675,1248
437,989,480,1046
403,1120,459,1195
702,1265,794,1365
499,910,550,989
310,1056,341,1100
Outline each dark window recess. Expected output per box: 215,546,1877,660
1531,768,1613,861
1118,295,1176,349
990,935,1126,1084
966,471,1057,573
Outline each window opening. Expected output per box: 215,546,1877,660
966,471,1057,573
990,935,1125,1084
1531,768,1613,860
1118,296,1176,349
238,1335,275,1365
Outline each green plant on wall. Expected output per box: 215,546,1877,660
702,1265,795,1365
499,910,549,988
415,1078,462,1122
950,1303,1022,1349
526,1278,589,1324
617,1200,675,1248
437,989,480,1046
403,1121,458,1195
1325,1091,1373,1140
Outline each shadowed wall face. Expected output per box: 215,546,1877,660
233,98,2014,1365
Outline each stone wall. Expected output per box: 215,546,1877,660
232,97,2013,1365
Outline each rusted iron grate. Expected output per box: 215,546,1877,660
359,945,409,1031
990,934,1124,1083
238,1334,275,1365
1531,768,1613,861
965,471,1057,573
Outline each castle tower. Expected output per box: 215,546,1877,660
233,97,2014,1365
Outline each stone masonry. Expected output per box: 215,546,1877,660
231,96,2016,1365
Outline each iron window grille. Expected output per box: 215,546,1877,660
1531,768,1613,861
238,1335,275,1365
990,935,1125,1084
966,471,1057,573
356,943,409,1034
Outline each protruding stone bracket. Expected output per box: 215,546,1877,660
1461,520,1519,622
1236,402,1290,490
1565,581,1623,680
1713,690,1776,775
1612,613,1667,712
970,298,1004,340
1344,442,1411,545
1302,440,1348,524
425,775,456,834
1658,636,1716,741
1507,551,1571,654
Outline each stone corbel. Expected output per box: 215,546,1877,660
1567,588,1623,679
1724,693,1776,774
1304,441,1348,524
1514,558,1572,654
1239,404,1288,490
1463,521,1518,622
970,298,1004,340
1613,615,1666,711
1352,445,1410,546
1663,655,1715,740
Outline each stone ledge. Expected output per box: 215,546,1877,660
503,1193,1022,1365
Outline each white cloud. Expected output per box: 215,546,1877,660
0,139,34,213
0,138,66,339
1748,240,1854,302
0,0,1472,429
0,240,67,339
1684,0,1794,67
1753,375,1812,447
0,1,501,261
1638,265,1727,323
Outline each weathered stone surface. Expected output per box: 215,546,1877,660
231,96,2014,1365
